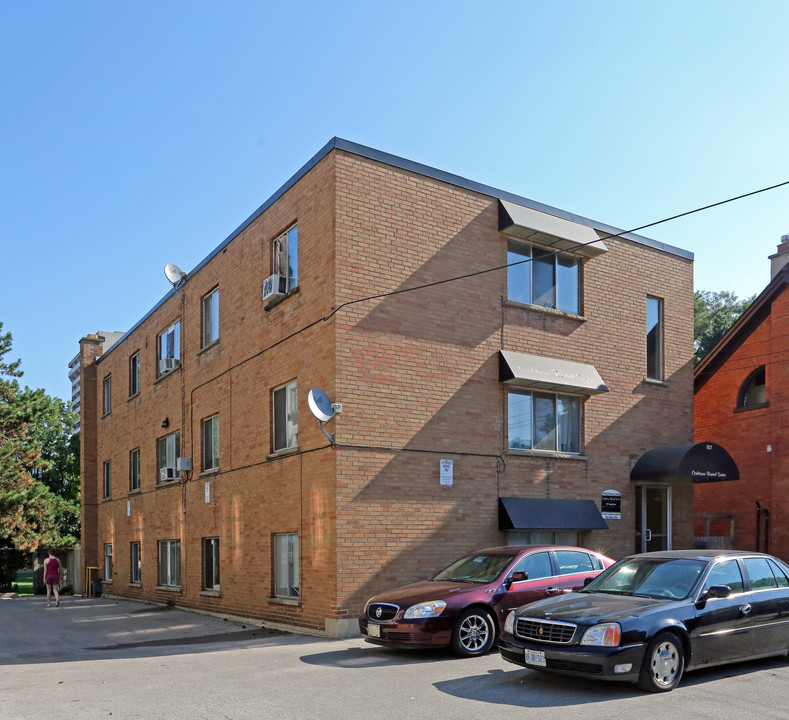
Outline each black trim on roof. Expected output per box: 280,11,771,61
96,137,694,364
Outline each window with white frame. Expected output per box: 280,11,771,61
103,460,112,498
272,380,298,452
130,541,141,584
202,288,219,348
507,241,580,314
508,388,581,454
272,225,298,292
203,537,220,591
157,431,180,483
104,543,113,581
274,532,299,598
647,296,663,380
129,448,140,492
129,352,140,397
103,374,112,414
157,539,181,587
201,414,219,472
157,321,181,376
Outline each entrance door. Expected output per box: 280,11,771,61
635,485,671,553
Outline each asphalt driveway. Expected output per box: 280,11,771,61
2,594,789,720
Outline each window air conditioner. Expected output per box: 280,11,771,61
176,457,191,472
159,467,177,482
159,357,180,374
263,273,287,300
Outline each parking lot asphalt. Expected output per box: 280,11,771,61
3,594,789,720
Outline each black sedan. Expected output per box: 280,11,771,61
499,550,789,692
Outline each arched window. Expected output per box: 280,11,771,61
738,366,766,408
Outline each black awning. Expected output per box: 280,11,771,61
499,497,609,531
630,442,740,483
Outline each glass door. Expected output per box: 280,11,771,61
635,485,671,553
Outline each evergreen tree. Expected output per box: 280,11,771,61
694,290,755,364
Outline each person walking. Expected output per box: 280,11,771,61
43,551,60,608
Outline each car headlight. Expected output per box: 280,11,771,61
580,623,621,646
403,600,447,619
504,610,515,634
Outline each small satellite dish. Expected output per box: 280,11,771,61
164,263,187,286
307,388,335,423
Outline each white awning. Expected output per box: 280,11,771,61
499,350,609,395
499,199,608,258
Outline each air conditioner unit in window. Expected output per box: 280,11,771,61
159,357,180,374
263,273,287,301
159,467,177,482
176,457,191,472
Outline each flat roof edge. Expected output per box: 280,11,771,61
97,137,693,363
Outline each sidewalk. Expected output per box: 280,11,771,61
0,594,286,666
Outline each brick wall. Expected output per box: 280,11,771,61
84,144,694,634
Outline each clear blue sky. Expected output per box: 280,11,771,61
2,1,788,402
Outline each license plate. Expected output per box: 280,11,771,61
524,649,546,667
368,624,381,638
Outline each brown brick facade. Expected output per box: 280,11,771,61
81,140,694,636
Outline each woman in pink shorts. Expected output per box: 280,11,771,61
43,550,60,608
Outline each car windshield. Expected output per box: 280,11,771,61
583,557,706,600
432,552,518,584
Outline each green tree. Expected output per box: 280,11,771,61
0,323,80,552
694,290,755,364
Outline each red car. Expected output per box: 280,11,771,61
359,545,615,657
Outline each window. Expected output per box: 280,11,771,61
203,537,220,591
273,225,298,292
647,297,663,380
274,533,299,598
157,321,181,376
202,288,219,348
104,543,113,581
157,431,180,483
744,557,779,591
129,448,140,492
555,550,598,574
201,414,219,472
129,352,140,397
102,375,112,415
273,380,298,452
130,541,141,584
738,366,766,408
508,389,581,453
157,539,181,587
507,242,580,314
103,460,112,498
704,559,744,594
511,552,552,580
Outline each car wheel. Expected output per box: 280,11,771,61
638,631,685,692
450,608,495,657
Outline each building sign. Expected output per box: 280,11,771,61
440,459,454,486
205,481,211,503
601,489,621,520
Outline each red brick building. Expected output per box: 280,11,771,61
695,241,789,559
79,138,695,636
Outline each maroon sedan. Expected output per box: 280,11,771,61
359,545,615,657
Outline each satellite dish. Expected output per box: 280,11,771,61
307,388,335,423
164,263,187,286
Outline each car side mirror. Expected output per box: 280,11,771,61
505,570,529,589
583,576,594,587
705,584,732,599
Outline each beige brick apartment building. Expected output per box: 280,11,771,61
79,138,695,637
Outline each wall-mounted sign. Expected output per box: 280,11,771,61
440,459,454,486
205,481,211,504
127,500,131,517
601,489,621,520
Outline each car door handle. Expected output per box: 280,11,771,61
739,604,752,615
546,587,565,595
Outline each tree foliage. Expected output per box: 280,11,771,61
694,290,755,364
0,323,80,552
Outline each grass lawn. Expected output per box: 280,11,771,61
14,570,34,596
